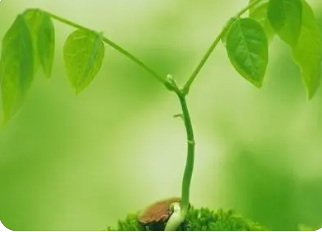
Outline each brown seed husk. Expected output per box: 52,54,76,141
138,197,181,225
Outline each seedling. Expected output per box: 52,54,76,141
0,0,321,230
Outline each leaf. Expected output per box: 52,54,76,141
0,15,34,123
267,0,302,47
23,9,55,78
249,0,275,41
37,13,55,77
292,0,322,99
63,30,105,93
225,18,268,87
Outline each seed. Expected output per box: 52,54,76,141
138,197,181,224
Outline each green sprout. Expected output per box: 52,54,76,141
0,0,321,230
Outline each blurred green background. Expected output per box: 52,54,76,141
1,0,322,230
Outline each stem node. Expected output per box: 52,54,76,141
188,140,195,146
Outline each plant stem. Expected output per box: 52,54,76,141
165,75,195,216
182,0,264,95
44,11,168,89
176,93,195,214
182,30,225,96
164,75,195,215
162,80,194,230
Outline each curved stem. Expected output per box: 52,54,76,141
182,0,264,95
182,30,226,95
176,93,195,214
44,11,168,88
164,76,195,216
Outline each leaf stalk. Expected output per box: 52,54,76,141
182,0,264,95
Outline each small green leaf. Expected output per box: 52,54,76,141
249,0,275,41
23,9,55,78
0,15,34,123
63,30,105,93
267,0,302,47
292,0,322,99
225,18,268,87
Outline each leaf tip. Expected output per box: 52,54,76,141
45,70,52,79
253,81,263,88
305,78,320,101
307,90,317,101
75,86,83,95
247,78,263,89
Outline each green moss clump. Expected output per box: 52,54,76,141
107,207,266,231
181,207,265,231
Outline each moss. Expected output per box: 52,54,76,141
181,208,266,231
107,207,267,231
106,213,149,231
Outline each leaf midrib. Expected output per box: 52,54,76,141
237,20,258,80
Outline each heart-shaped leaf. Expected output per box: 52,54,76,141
225,18,268,87
63,30,105,94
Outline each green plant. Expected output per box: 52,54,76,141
0,0,321,230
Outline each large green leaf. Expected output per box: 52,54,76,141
0,15,34,123
225,18,268,87
292,0,322,99
23,9,55,78
63,30,105,93
267,0,302,47
249,0,275,41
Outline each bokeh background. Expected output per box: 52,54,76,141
0,0,322,230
